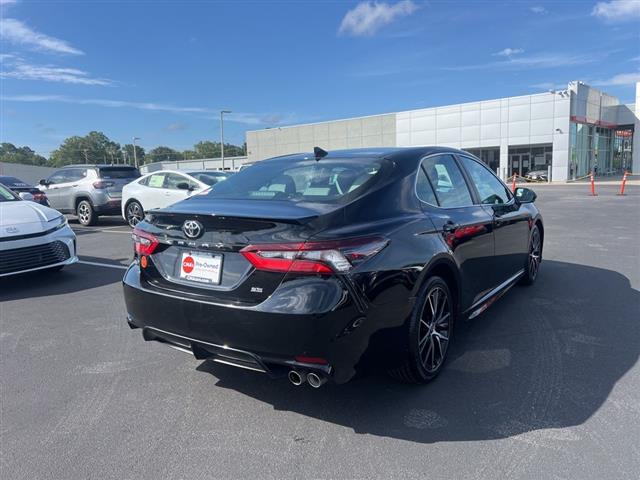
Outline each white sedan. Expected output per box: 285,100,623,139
0,183,78,277
121,170,231,227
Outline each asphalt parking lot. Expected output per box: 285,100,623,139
2,184,639,480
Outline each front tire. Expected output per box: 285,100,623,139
125,200,144,228
519,224,541,286
77,200,97,226
389,276,454,384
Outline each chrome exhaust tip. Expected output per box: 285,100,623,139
306,372,327,388
288,370,305,386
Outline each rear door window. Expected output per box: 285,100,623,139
415,167,438,205
147,173,167,188
421,155,473,208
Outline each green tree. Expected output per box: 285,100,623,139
147,146,181,163
0,143,48,165
194,141,221,159
181,150,198,160
192,141,245,159
49,131,121,167
123,144,145,165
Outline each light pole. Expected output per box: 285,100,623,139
220,110,231,170
132,137,141,168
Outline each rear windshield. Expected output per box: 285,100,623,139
0,176,28,187
98,167,140,179
0,184,19,202
208,158,385,203
190,171,230,186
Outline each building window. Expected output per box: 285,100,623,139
569,122,615,177
613,127,634,173
507,144,552,178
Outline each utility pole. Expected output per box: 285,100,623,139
220,110,231,170
82,149,89,163
132,137,141,169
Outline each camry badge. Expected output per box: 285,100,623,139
182,220,203,239
5,226,19,234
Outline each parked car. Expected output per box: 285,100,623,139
38,164,140,226
0,183,77,277
121,170,229,227
0,175,49,205
524,170,548,182
123,147,543,387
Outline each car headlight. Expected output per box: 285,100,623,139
49,215,68,231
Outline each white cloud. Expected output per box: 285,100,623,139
1,57,111,85
592,71,640,86
592,0,640,22
1,94,298,125
494,48,524,57
166,122,188,132
530,6,547,14
443,52,597,71
338,0,419,37
0,18,83,55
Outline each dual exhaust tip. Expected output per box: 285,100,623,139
288,370,327,388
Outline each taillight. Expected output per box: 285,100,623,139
240,237,388,275
132,227,159,256
93,181,114,189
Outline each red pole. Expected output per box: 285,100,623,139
618,171,628,196
511,173,516,193
590,172,597,196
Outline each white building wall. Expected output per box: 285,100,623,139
245,81,635,182
396,91,570,181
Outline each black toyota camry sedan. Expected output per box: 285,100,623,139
123,147,543,387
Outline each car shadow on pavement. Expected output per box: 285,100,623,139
197,260,639,444
0,262,124,301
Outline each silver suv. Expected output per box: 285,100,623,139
38,165,140,226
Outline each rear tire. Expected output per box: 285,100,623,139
388,276,454,384
519,225,541,286
77,200,97,226
125,200,144,228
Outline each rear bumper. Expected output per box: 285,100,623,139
123,264,378,383
94,200,121,215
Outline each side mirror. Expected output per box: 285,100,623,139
19,192,34,201
39,179,48,186
176,182,192,191
515,187,537,203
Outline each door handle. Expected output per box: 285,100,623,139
443,221,459,233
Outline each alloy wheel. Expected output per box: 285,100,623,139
78,203,91,225
418,286,452,373
529,227,541,280
127,202,143,227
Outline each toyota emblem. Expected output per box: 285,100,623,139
182,220,203,239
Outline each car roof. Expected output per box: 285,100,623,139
265,146,467,163
61,164,138,168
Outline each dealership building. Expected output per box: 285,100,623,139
246,81,639,182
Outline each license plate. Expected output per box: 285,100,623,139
179,252,222,284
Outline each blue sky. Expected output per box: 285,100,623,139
1,0,639,157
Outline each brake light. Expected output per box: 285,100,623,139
132,227,159,256
240,237,388,275
93,181,114,189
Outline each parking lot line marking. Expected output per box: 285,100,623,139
72,228,131,234
77,260,128,270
